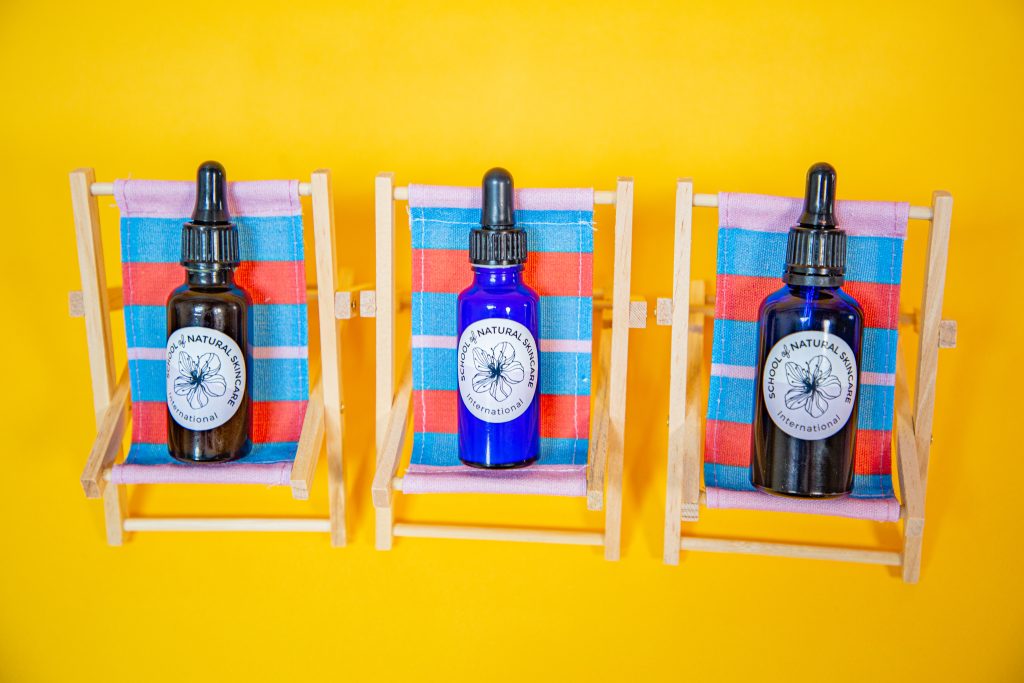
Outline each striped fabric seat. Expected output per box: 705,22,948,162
110,179,309,486
704,192,908,521
401,185,595,496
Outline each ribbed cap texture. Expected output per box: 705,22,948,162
784,225,846,280
469,227,528,266
181,222,240,269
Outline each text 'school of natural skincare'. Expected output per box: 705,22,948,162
456,168,541,468
751,163,864,497
166,161,253,463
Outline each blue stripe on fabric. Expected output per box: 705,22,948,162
716,228,904,284
857,383,894,431
705,463,895,499
411,432,588,466
411,293,591,341
126,441,297,466
703,463,756,491
853,474,895,498
412,348,589,395
124,304,307,349
704,375,893,430
129,358,308,403
410,208,594,253
706,375,756,424
710,320,898,375
120,215,304,263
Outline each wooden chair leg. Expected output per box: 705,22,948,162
103,480,125,546
901,519,924,583
375,504,394,550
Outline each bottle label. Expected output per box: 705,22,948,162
166,326,246,431
457,318,538,424
762,330,858,439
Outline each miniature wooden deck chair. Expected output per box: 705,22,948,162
69,169,346,546
371,174,639,559
660,181,955,581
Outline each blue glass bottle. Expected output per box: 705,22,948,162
456,168,540,468
751,163,863,497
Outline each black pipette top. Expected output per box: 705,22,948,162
181,161,240,271
469,167,528,266
783,162,847,287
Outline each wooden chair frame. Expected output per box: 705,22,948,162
70,168,348,546
659,180,956,582
366,174,642,559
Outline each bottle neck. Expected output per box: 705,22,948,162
185,267,235,288
786,282,839,298
472,264,523,288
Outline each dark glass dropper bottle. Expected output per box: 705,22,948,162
751,163,863,497
456,168,541,468
165,161,252,463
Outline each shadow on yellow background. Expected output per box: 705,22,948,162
2,1,1022,680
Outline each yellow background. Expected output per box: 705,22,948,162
2,1,1022,680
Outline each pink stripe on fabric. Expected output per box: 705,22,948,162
127,347,166,361
411,335,457,349
114,179,301,218
251,346,308,360
401,464,587,496
408,185,594,212
705,486,901,522
110,461,292,486
719,192,909,238
861,371,896,386
540,339,592,353
711,363,756,380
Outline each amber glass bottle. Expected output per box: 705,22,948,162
165,161,252,463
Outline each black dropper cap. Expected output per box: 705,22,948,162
181,161,240,270
469,167,528,266
783,162,846,287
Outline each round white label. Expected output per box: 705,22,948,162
762,330,858,439
457,318,538,424
166,326,246,431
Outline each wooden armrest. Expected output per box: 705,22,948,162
371,361,414,507
290,378,325,500
894,346,925,524
586,328,613,510
80,368,130,498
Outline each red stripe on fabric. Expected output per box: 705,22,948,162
235,261,307,305
132,401,167,443
714,274,777,321
412,249,592,297
843,281,901,329
704,419,752,466
122,262,183,306
413,390,457,433
525,252,593,297
412,250,473,293
715,275,901,329
132,401,306,444
540,394,590,439
252,401,307,443
411,390,589,439
854,429,893,475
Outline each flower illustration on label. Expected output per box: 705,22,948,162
166,326,246,431
458,318,538,424
174,351,227,409
784,355,843,419
471,342,525,402
762,330,858,440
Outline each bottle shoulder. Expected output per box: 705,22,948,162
759,285,862,319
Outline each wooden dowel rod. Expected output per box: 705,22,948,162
392,523,604,546
680,536,902,566
391,186,616,205
692,193,933,220
122,517,331,532
90,182,312,197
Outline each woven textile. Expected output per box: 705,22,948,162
401,185,595,496
704,192,908,521
110,179,308,486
